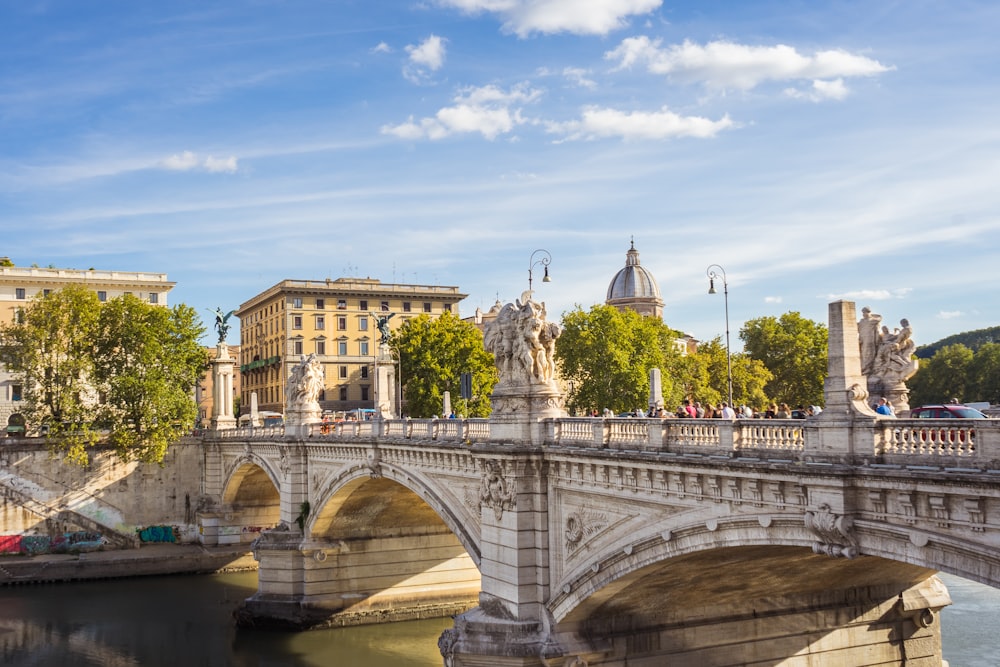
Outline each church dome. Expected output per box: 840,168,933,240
606,241,664,318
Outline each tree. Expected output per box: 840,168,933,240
740,312,828,407
92,295,208,463
907,344,974,407
966,342,1000,405
1,287,207,465
556,305,685,415
0,284,103,458
392,311,497,418
686,337,772,410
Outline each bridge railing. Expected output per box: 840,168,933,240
209,416,1000,468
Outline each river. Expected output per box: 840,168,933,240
0,571,993,665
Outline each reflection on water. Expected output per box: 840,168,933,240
0,570,994,666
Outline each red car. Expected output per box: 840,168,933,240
908,404,988,419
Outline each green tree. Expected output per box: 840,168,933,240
0,284,102,458
92,295,208,463
966,342,1000,404
556,305,685,415
907,344,974,406
686,337,772,411
393,311,497,418
740,312,828,407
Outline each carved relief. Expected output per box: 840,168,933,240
479,460,516,521
564,510,610,550
804,504,859,558
965,497,985,532
366,448,383,479
928,495,949,528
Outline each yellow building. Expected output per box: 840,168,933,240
236,278,466,415
0,258,175,431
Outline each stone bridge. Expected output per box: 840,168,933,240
196,301,1000,666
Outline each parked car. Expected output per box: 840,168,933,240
908,404,988,419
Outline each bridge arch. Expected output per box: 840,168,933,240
308,462,481,564
216,454,282,544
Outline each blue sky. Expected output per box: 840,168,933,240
2,1,998,348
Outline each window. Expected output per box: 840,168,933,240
15,288,25,300
339,365,348,379
337,299,347,310
315,315,325,330
360,341,370,356
337,316,347,331
423,302,432,313
315,340,325,355
359,318,368,331
360,366,369,379
380,301,390,312
42,289,51,297
359,300,368,311
316,298,325,309
11,384,22,401
293,315,303,329
403,301,411,313
293,297,303,308
339,387,348,401
361,386,370,401
338,341,348,355
149,292,158,304
97,291,107,302
293,340,303,355
443,304,451,313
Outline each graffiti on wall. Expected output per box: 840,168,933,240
0,531,106,555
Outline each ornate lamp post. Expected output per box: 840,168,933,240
706,264,733,408
528,249,552,291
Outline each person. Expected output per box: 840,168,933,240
694,401,705,418
765,403,777,419
721,402,736,419
875,397,895,416
684,399,697,419
775,403,791,419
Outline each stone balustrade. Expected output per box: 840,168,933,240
210,416,1000,470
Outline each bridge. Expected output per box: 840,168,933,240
194,301,1000,666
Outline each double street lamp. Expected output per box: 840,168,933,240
529,249,552,291
706,264,733,408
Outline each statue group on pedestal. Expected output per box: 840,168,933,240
287,353,324,413
858,307,919,414
483,292,561,387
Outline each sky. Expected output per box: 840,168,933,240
2,0,999,349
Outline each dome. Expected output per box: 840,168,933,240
606,240,664,318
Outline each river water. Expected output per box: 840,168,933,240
0,571,993,666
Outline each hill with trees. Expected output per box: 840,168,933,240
916,326,1000,358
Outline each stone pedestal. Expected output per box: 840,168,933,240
210,343,237,430
374,343,397,419
489,381,564,446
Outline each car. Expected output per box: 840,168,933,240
908,404,988,419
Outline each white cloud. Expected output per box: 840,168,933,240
372,41,392,54
785,78,850,102
160,151,200,171
937,310,964,320
605,37,893,92
546,105,735,142
159,151,239,173
827,288,912,301
764,296,783,304
381,83,542,140
561,66,597,89
404,35,447,83
436,0,661,37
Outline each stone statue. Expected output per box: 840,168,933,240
287,353,324,411
371,312,395,345
483,292,561,387
859,308,919,413
210,307,236,344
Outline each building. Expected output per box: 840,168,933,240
0,259,175,431
605,241,697,353
235,277,467,416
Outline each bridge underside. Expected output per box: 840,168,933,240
237,477,480,629
452,546,951,667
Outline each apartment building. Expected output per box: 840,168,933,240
236,277,466,415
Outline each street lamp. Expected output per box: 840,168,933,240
528,249,552,291
706,264,733,408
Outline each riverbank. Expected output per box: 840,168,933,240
0,542,256,585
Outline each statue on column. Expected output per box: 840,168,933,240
483,291,561,388
285,353,324,430
210,307,236,345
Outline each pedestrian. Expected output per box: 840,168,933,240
875,397,895,416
